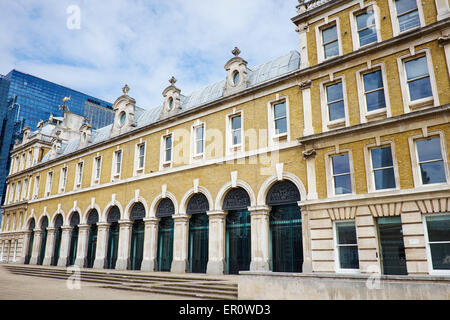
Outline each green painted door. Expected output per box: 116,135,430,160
226,210,251,274
189,213,209,273
85,225,98,268
157,216,174,272
106,222,119,269
68,226,79,266
269,204,303,273
25,232,34,264
129,220,144,270
52,228,62,266
38,229,47,265
378,217,407,275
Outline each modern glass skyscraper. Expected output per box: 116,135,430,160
0,70,114,221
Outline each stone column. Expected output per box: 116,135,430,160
74,224,90,267
299,203,313,273
57,226,73,267
141,217,159,272
171,215,190,273
206,210,226,275
42,228,56,266
299,80,313,137
0,240,4,262
17,231,31,264
249,206,270,272
93,222,110,269
12,239,18,263
29,229,42,265
115,220,133,270
355,206,381,275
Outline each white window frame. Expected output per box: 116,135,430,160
32,176,40,200
161,132,173,169
13,156,19,173
320,76,349,132
226,110,244,155
408,132,449,188
325,149,356,198
14,181,21,203
356,63,391,123
316,18,342,64
364,141,400,193
45,171,53,197
397,49,439,113
92,155,102,185
267,96,290,145
423,213,450,276
19,153,26,171
134,141,146,175
334,220,360,274
111,148,123,181
74,161,84,190
191,121,205,162
349,3,382,50
26,150,33,168
59,166,68,193
388,0,425,37
21,178,29,201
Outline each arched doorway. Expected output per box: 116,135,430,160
223,187,251,275
187,193,209,273
105,206,120,269
38,217,49,265
67,212,80,266
266,180,303,273
51,215,64,266
24,218,35,264
129,202,145,270
156,198,174,272
85,209,99,268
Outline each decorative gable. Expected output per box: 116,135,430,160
160,76,182,119
110,85,137,137
223,47,250,96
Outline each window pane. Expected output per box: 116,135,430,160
332,154,350,174
322,25,337,43
196,140,203,154
371,147,393,169
324,41,339,58
231,116,241,130
426,216,450,242
326,82,343,102
166,136,172,149
408,77,432,101
328,101,345,121
275,118,287,135
374,168,396,190
366,90,386,111
356,11,373,29
420,161,446,184
339,246,360,269
337,223,357,245
359,27,377,46
196,126,204,140
405,57,428,80
398,10,420,31
429,243,450,270
232,130,241,145
334,175,352,194
363,70,383,92
416,138,442,162
274,102,286,118
166,149,172,162
395,0,418,14
139,145,145,156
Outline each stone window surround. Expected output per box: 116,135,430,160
363,140,401,194
45,171,53,198
408,130,449,188
91,154,103,185
160,132,174,170
190,120,206,163
225,108,244,156
59,165,68,193
32,175,40,200
355,62,392,123
422,212,450,276
74,160,84,190
397,48,440,114
315,17,343,64
387,0,426,37
349,2,382,51
333,220,361,274
134,140,146,176
319,75,350,132
324,148,356,198
267,95,291,145
111,147,123,182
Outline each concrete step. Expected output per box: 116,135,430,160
2,264,238,300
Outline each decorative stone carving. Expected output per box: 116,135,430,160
160,76,182,119
78,118,92,150
87,209,99,225
223,47,250,96
302,148,316,159
70,212,80,227
222,187,251,211
110,85,137,137
107,206,121,223
130,202,146,221
266,180,301,205
186,193,210,214
156,198,175,218
298,80,312,90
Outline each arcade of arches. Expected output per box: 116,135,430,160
17,180,305,275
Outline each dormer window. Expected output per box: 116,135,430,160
224,47,249,96
233,71,240,86
168,97,174,110
119,111,127,126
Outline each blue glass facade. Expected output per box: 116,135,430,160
0,70,114,222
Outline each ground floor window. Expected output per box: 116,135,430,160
377,217,407,275
425,214,450,272
335,221,359,272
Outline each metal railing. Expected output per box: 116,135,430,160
296,0,334,14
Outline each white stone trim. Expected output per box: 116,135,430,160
134,140,146,176
422,212,450,276
315,17,343,64
110,147,123,182
58,165,68,194
333,220,361,274
267,95,291,146
149,191,179,218
319,75,350,132
44,170,53,198
190,120,206,164
225,109,244,156
387,0,426,37
124,196,149,220
73,159,84,191
101,197,124,223
160,132,173,170
325,148,356,198
82,200,102,225
214,179,256,211
349,2,382,51
256,171,307,206
91,155,102,186
179,186,214,215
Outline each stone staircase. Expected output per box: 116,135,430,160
1,264,238,300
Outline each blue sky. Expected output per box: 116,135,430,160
0,0,300,109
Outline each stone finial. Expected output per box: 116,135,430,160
169,76,177,86
232,47,241,57
122,84,130,95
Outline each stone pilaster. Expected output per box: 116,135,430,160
141,217,159,272
57,226,73,267
206,210,226,275
74,224,90,267
115,220,133,270
29,229,42,265
355,206,381,274
249,206,270,272
42,228,56,266
17,232,30,264
171,215,190,273
93,222,110,269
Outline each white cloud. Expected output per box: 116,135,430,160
0,0,299,109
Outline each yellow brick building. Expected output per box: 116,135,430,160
1,0,449,282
